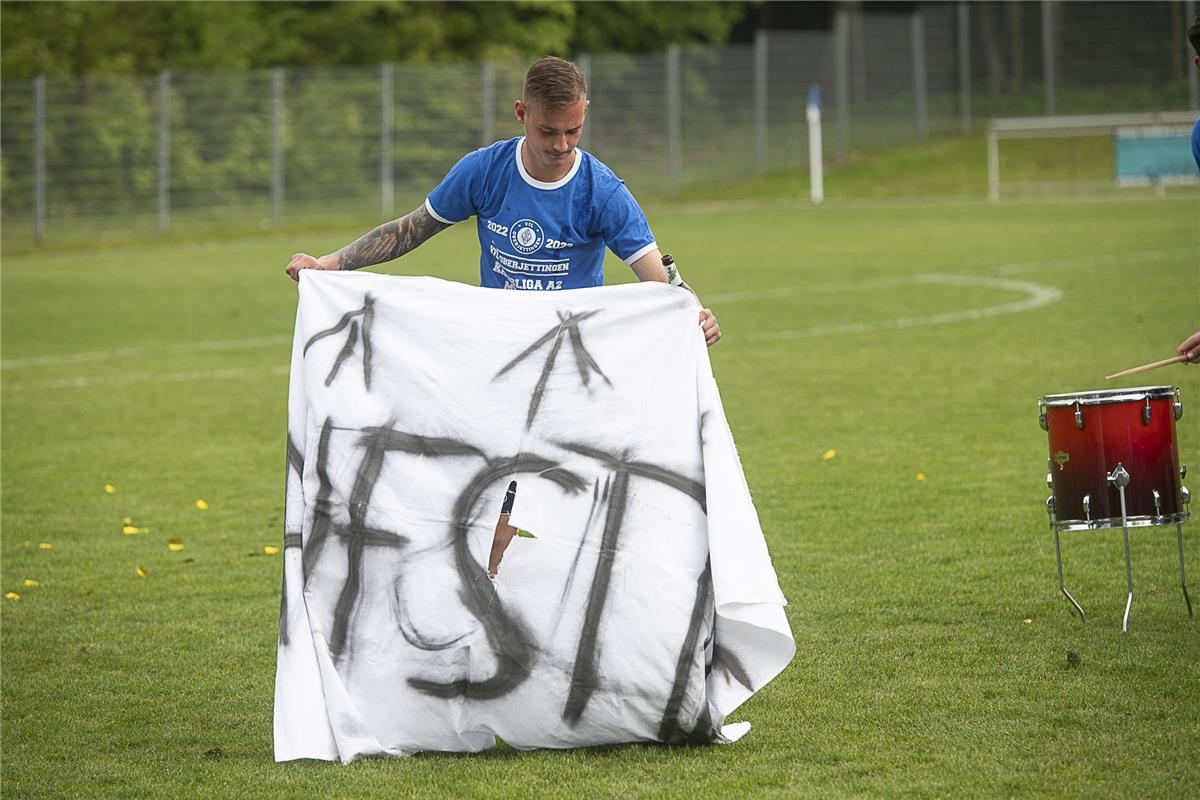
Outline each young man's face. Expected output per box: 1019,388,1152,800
515,98,587,181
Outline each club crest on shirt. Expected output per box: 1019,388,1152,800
509,219,545,255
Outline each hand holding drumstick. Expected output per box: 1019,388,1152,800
1105,332,1200,380
1179,331,1200,364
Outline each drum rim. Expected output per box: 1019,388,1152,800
1041,385,1177,407
1053,510,1189,532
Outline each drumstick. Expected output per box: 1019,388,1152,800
1105,354,1189,380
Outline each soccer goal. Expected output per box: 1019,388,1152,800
986,111,1199,202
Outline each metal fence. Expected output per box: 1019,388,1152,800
3,0,1196,246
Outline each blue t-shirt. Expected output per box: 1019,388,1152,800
1192,117,1200,172
425,137,657,290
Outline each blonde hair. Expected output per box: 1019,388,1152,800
523,56,587,110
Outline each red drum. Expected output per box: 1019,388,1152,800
1039,386,1189,532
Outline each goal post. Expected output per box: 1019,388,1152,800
986,111,1199,202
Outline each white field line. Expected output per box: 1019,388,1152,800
19,245,1186,386
736,273,1062,343
10,248,1185,374
32,273,1057,386
41,364,290,389
988,248,1193,277
1,334,292,370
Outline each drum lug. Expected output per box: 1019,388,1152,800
1038,399,1048,431
1074,402,1084,430
1046,471,1054,489
1142,397,1152,425
1181,464,1188,480
1046,495,1057,528
1175,389,1183,421
1107,463,1131,489
1083,494,1092,523
1183,485,1191,509
1153,489,1162,518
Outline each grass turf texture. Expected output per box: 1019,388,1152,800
2,193,1199,799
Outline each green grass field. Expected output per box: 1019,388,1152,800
3,190,1199,799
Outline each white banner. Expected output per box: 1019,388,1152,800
274,272,794,761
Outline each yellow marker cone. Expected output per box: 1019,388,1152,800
22,579,39,588
916,472,927,481
263,546,280,555
822,449,837,461
195,499,209,511
5,592,20,602
38,543,53,550
104,484,116,495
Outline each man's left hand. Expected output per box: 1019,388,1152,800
700,308,721,347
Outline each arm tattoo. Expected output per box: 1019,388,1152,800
335,204,451,271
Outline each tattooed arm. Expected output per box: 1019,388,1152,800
284,204,452,282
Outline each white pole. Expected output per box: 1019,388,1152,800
807,85,824,206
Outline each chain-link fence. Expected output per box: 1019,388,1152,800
3,0,1196,247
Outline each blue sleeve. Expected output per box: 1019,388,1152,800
426,149,483,224
1192,119,1200,173
597,182,657,264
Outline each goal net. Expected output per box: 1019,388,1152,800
986,111,1199,201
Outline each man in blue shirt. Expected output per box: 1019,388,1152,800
1191,17,1200,172
285,55,720,347
286,56,721,576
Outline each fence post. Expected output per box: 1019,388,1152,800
272,67,285,227
1188,1,1198,110
481,60,495,148
957,1,972,134
834,9,850,160
577,53,591,150
755,30,768,173
381,62,394,219
157,70,171,234
1041,0,1056,116
912,11,928,143
34,74,46,244
667,44,681,190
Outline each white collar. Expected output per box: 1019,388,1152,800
515,136,582,190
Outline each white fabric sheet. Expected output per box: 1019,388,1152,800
274,272,794,761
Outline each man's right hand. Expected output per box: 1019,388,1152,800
285,252,338,282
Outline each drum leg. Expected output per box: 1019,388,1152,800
1055,529,1086,623
1178,522,1193,619
1121,519,1134,634
1109,464,1134,633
